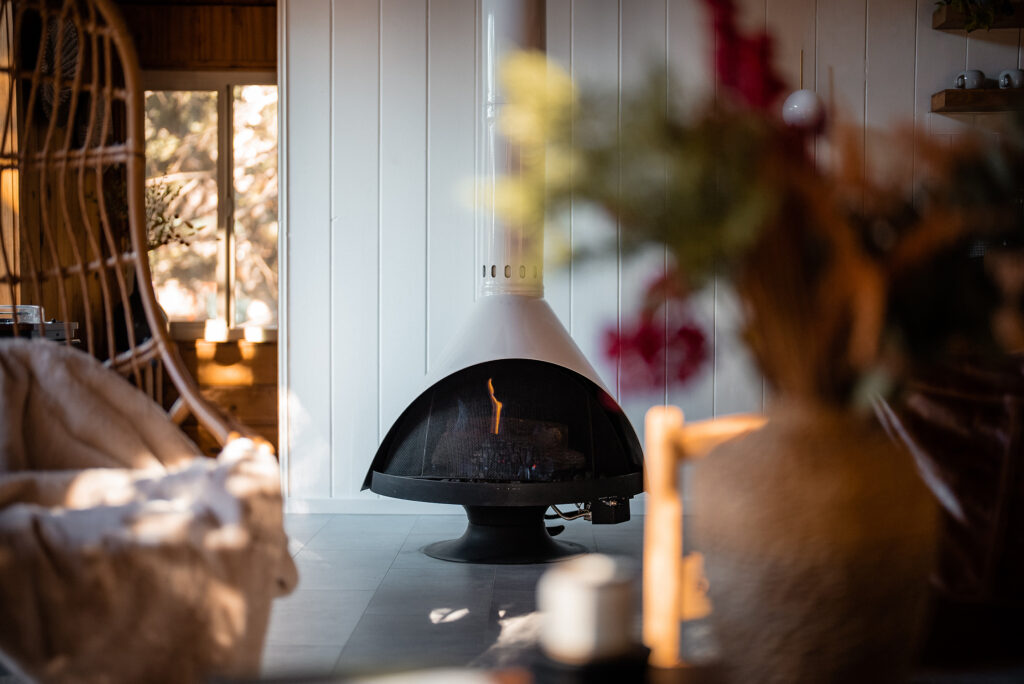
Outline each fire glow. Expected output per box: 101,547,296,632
487,378,503,435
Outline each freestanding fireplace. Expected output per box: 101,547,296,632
362,0,644,563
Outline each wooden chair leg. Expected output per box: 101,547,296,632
643,406,685,668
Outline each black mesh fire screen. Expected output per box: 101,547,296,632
363,359,643,488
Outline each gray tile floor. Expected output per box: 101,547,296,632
262,512,645,678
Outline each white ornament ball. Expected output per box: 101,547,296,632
782,88,824,129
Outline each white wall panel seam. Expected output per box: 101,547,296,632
278,0,290,496
913,0,919,189
664,0,669,410
376,0,383,500
614,0,622,401
376,0,384,445
425,0,431,376
570,0,575,337
473,0,479,305
328,0,335,498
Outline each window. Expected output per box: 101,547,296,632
144,71,278,338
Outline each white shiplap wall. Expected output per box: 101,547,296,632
280,0,1021,511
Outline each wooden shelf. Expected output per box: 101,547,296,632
931,88,1024,113
933,4,1024,30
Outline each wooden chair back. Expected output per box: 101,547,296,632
642,405,766,668
0,0,245,448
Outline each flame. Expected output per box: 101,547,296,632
487,378,502,435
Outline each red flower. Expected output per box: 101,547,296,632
604,273,708,393
704,0,785,110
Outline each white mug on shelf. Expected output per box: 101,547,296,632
954,69,986,89
999,68,1024,89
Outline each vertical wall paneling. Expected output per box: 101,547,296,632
735,0,766,32
815,0,867,173
711,283,763,415
666,0,714,423
915,1,969,138
967,27,1021,136
544,0,573,329
332,0,381,497
619,0,667,441
378,0,429,438
711,0,767,417
966,29,1020,84
283,0,1006,509
865,0,917,189
667,0,713,110
570,0,621,397
277,0,288,493
427,0,477,372
766,0,816,91
284,0,333,499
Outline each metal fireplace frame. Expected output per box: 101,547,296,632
363,0,644,564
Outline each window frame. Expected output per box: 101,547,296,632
143,70,278,341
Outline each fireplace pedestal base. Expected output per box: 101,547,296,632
423,505,587,564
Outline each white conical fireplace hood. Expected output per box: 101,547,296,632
423,0,610,396
427,296,610,395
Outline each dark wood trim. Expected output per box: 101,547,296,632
117,2,276,71
931,88,1024,113
119,0,274,6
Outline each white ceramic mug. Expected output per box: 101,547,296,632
999,68,1024,89
954,69,985,89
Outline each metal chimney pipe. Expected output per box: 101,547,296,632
419,0,608,394
478,0,545,298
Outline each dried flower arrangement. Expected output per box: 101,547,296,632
145,180,196,251
496,0,1024,407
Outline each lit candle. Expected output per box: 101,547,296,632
203,318,229,342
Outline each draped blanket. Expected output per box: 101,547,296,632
0,339,297,682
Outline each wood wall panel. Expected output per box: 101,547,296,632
569,0,620,399
668,0,713,111
543,0,573,330
282,0,1006,507
331,0,381,497
967,28,1020,87
865,0,917,189
915,0,969,137
378,0,428,441
815,0,866,173
619,0,668,442
967,27,1020,138
283,0,332,499
426,0,477,374
666,0,714,423
766,0,815,91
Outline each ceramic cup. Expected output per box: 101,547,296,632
999,68,1024,89
954,69,985,89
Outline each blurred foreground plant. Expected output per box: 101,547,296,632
495,1,1024,406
